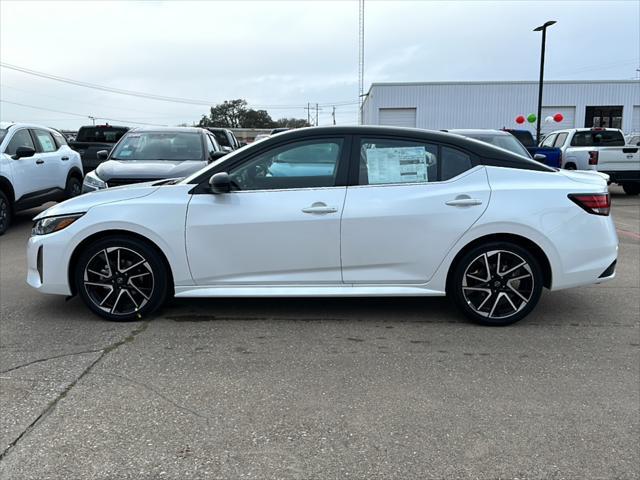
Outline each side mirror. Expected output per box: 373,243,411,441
208,172,231,194
97,150,109,161
208,151,228,163
13,146,36,159
533,153,547,161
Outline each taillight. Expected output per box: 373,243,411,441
588,151,598,165
568,193,610,216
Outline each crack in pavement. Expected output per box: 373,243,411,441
0,349,105,375
0,320,151,462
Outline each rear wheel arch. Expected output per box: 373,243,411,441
446,233,552,292
68,230,175,297
67,167,83,182
0,176,15,204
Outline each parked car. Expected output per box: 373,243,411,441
545,128,640,195
28,126,617,326
0,122,83,235
625,133,640,146
205,127,241,152
444,129,555,165
502,129,562,168
69,124,129,172
82,127,226,192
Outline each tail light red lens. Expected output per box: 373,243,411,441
568,193,610,216
588,151,599,165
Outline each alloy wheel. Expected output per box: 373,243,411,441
461,250,534,320
83,247,154,316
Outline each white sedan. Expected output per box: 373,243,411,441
26,126,618,326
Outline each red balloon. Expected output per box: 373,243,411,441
515,115,525,124
553,113,564,123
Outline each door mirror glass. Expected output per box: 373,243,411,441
209,151,227,163
209,172,231,194
97,150,109,161
533,153,546,161
14,146,36,159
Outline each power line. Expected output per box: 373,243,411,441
0,99,168,126
1,63,359,110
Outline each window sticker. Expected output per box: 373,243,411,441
365,146,429,184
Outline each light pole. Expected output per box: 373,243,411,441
533,20,556,144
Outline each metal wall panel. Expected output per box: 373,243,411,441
541,106,575,133
378,108,417,127
362,81,640,134
633,106,640,133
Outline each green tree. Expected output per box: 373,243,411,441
198,99,309,129
274,117,311,128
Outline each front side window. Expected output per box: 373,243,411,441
206,135,219,156
110,132,204,161
34,130,57,153
541,134,557,148
553,133,568,148
5,129,35,156
211,131,231,148
229,138,343,191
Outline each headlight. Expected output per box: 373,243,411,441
83,171,107,189
32,214,84,236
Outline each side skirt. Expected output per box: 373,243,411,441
174,284,446,298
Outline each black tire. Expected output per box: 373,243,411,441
65,176,82,199
0,190,11,236
74,235,168,321
622,183,640,196
449,242,543,326
564,163,577,170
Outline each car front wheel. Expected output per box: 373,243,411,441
450,242,543,326
74,236,168,321
65,176,82,199
0,190,11,235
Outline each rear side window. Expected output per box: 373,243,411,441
51,131,68,147
441,147,472,180
5,129,35,155
34,129,58,153
553,133,568,148
570,130,625,147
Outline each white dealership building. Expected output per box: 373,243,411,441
361,80,640,134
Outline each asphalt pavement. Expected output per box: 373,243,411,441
0,186,638,479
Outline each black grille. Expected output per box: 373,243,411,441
106,178,162,188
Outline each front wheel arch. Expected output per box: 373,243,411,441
446,233,552,293
68,230,175,298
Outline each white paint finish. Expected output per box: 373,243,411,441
633,106,640,133
378,108,417,127
341,167,490,283
363,81,640,134
185,187,346,284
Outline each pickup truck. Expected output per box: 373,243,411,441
548,128,640,195
68,124,129,172
502,129,562,168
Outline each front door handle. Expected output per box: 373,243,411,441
35,159,44,165
445,197,483,207
302,202,338,214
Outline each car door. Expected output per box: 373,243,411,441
341,136,490,284
3,128,48,199
185,136,350,285
32,129,66,190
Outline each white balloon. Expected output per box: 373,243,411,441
544,116,554,123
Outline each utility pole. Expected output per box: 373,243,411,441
88,115,96,125
332,106,336,125
358,0,365,124
533,20,556,144
315,103,319,126
304,102,311,126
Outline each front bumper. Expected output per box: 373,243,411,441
27,233,74,295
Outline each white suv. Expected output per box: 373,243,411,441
0,122,84,234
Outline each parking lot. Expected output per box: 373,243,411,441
0,186,638,479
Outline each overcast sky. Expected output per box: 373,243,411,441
1,0,638,129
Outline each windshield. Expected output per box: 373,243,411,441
464,133,530,157
0,129,6,144
111,132,204,161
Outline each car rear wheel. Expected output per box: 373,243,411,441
450,242,543,326
0,190,11,235
65,176,82,199
622,183,640,196
74,236,168,321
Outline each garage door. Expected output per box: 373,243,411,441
541,106,575,134
633,106,640,133
378,108,417,127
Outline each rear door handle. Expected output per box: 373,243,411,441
61,156,69,161
35,159,44,165
445,197,483,207
302,202,338,214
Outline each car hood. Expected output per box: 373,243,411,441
96,159,207,181
34,183,160,220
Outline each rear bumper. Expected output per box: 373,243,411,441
600,170,640,184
